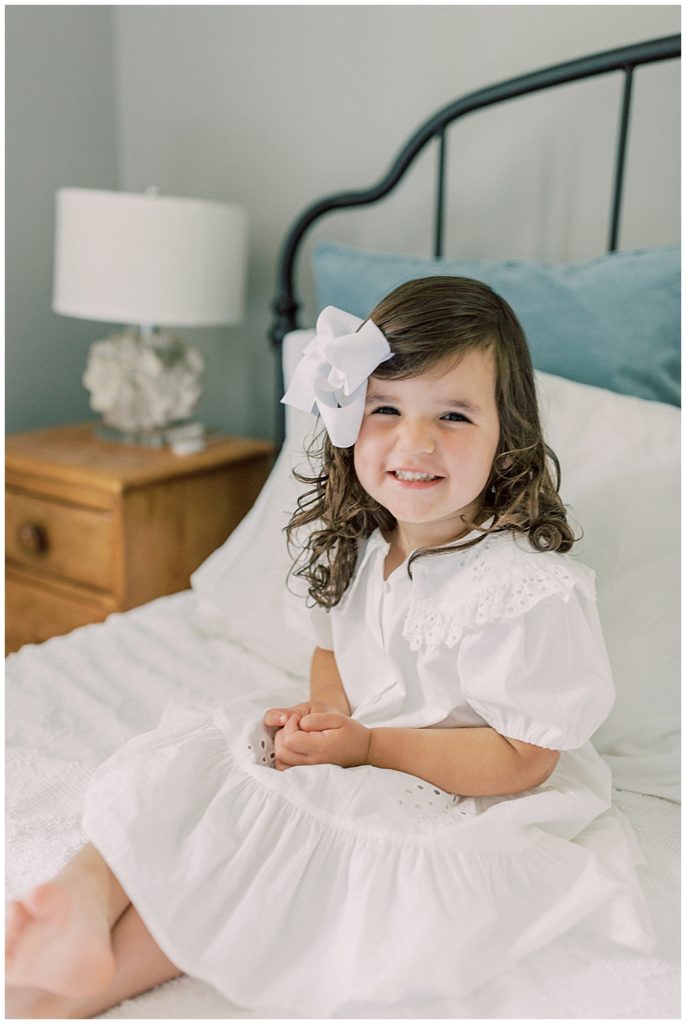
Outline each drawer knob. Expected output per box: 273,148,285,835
17,521,49,554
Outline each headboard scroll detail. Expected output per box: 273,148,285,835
270,35,679,355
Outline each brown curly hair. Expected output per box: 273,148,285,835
287,276,576,608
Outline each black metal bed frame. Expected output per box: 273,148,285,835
269,33,680,441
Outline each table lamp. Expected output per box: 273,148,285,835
52,187,248,446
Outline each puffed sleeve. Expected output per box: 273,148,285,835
457,586,615,750
283,586,334,650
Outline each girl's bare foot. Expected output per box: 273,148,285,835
5,879,116,997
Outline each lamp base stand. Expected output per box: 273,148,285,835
95,424,168,448
95,420,207,453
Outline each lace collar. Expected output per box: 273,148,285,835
402,532,596,652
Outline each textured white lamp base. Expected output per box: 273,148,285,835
83,328,206,443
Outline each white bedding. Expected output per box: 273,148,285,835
5,590,680,1019
6,321,681,1017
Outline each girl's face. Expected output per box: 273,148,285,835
354,347,500,551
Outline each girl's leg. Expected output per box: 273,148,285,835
7,905,182,1019
5,843,130,996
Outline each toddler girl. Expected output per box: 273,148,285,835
6,277,652,1018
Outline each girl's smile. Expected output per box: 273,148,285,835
388,470,443,487
354,347,500,555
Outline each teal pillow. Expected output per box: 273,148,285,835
314,242,680,406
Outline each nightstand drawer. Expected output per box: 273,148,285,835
6,567,113,653
6,423,274,652
6,488,116,591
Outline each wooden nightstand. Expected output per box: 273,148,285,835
5,423,275,654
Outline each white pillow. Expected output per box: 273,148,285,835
192,332,680,801
536,371,679,802
190,331,316,679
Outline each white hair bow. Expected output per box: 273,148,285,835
281,306,392,447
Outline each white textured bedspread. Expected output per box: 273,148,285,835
6,591,680,1019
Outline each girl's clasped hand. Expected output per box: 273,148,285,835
263,703,370,770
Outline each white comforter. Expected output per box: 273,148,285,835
6,591,679,1019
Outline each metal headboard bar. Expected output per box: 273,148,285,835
434,128,447,260
270,33,679,439
609,66,635,253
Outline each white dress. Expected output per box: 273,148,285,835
82,529,654,1015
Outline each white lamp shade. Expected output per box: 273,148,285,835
53,188,247,327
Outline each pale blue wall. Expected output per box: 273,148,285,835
6,6,119,433
6,5,680,440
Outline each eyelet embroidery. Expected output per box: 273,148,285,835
246,727,276,767
403,538,595,652
396,779,474,833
